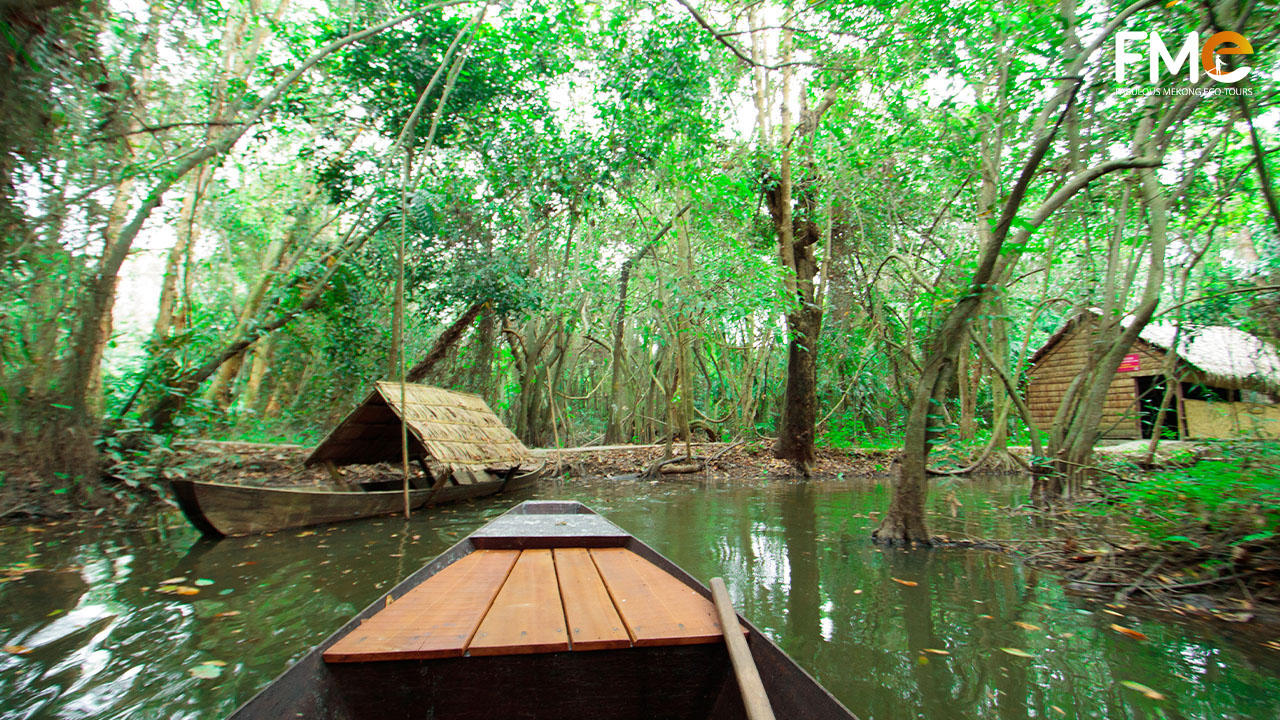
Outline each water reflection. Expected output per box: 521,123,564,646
0,477,1277,719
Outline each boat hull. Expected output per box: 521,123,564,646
225,501,856,720
171,467,542,538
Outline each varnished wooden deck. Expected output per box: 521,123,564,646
323,547,735,663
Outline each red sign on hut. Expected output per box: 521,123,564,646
1118,353,1141,372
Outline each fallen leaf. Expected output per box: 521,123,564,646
979,614,994,619
2,645,32,655
1110,624,1148,641
1000,647,1033,658
853,589,863,595
159,577,187,585
204,660,228,667
891,578,919,587
1119,680,1165,700
214,611,241,618
295,531,315,538
234,561,256,567
1103,609,1125,618
1051,706,1066,716
194,579,215,587
923,648,950,655
156,585,200,596
1013,621,1041,631
189,664,223,679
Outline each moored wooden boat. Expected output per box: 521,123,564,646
174,382,544,537
171,464,542,537
226,501,857,720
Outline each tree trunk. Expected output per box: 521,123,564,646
604,205,688,443
406,300,486,383
767,185,823,473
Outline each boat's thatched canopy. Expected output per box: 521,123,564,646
305,382,530,472
1031,310,1280,393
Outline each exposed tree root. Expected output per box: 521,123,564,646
1000,532,1280,623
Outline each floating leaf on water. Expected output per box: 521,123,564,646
1120,680,1165,700
156,585,200,596
194,579,215,587
1000,647,1033,658
159,577,187,585
1013,621,1041,631
891,578,918,587
1110,624,1148,641
2,644,32,655
923,648,950,655
295,531,315,538
204,660,227,667
46,609,63,617
234,561,256,567
219,588,234,596
189,664,223,679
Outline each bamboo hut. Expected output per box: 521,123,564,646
306,382,531,485
1026,311,1280,440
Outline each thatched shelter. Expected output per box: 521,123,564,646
1026,311,1280,440
306,382,530,482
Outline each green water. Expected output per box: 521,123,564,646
1,476,1277,719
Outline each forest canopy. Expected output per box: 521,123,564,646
0,0,1276,530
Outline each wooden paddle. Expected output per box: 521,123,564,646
710,577,777,720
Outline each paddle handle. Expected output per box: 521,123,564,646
710,577,777,720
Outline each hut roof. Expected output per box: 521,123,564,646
305,382,530,471
1030,311,1280,393
1136,322,1280,392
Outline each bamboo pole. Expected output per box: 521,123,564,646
709,578,775,720
398,148,411,519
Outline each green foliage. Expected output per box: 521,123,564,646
1101,442,1280,546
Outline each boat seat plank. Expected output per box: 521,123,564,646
467,549,570,656
471,513,630,550
322,550,519,662
590,548,727,647
553,548,631,651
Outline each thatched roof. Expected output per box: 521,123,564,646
1030,310,1280,393
305,382,530,472
1136,322,1280,392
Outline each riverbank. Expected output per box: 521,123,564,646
6,438,1278,628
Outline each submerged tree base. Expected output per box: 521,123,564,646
870,519,935,547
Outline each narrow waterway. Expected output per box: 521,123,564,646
1,475,1277,719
